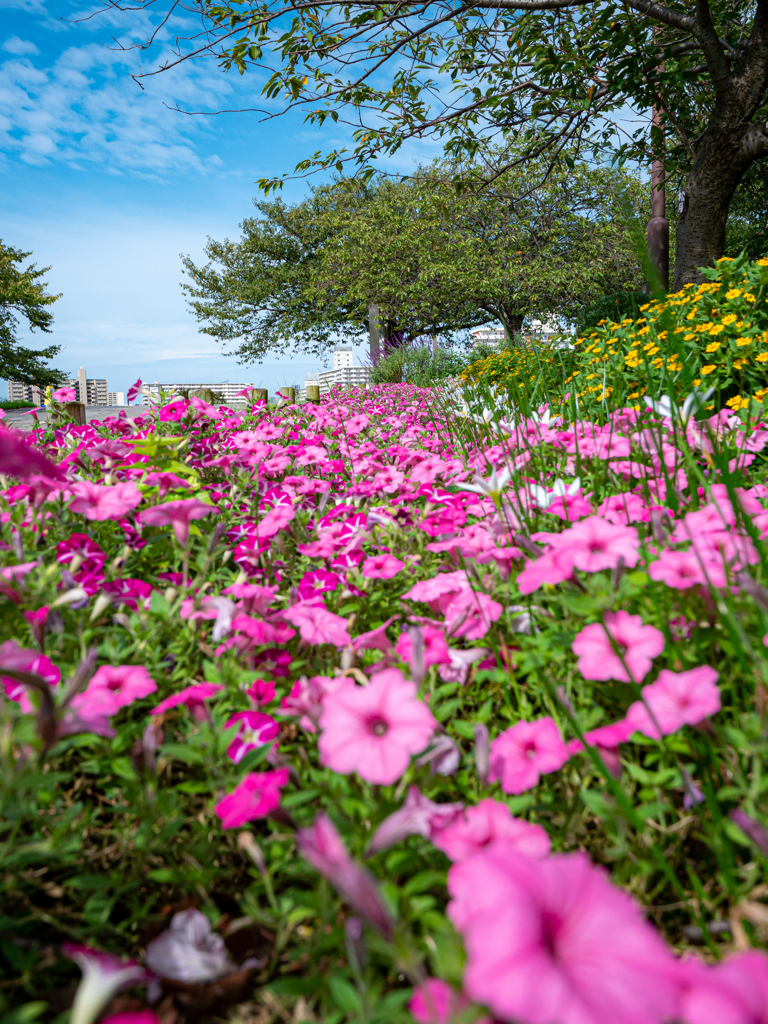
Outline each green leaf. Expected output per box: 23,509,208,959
111,756,138,782
403,870,446,895
329,974,363,1014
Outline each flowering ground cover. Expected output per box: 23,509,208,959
464,254,768,417
3,367,768,1024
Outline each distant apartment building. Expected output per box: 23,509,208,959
470,326,507,350
62,368,109,405
7,381,42,405
108,392,126,406
308,349,371,395
140,382,255,405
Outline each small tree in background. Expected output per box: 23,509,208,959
0,241,64,389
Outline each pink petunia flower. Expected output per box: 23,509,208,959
396,624,451,667
362,553,406,579
448,848,681,1024
297,813,392,936
433,797,551,862
214,768,289,828
151,682,224,720
139,498,219,546
70,664,157,718
318,668,436,785
247,678,277,705
282,600,351,647
566,718,635,778
102,1013,161,1024
224,710,280,763
0,428,66,482
53,385,77,402
488,717,569,795
409,979,468,1024
626,665,720,738
572,611,665,683
0,639,60,711
679,950,768,1024
558,515,641,574
69,480,143,521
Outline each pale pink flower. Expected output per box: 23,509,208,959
318,668,436,784
352,614,400,655
679,950,768,1024
362,553,405,578
409,979,468,1024
572,611,665,683
69,480,142,521
145,908,236,983
282,600,351,646
402,570,472,613
433,798,551,862
626,666,720,738
258,503,295,537
448,848,681,1024
488,717,569,794
53,385,77,402
224,710,280,763
214,768,289,828
595,493,649,525
396,624,451,667
139,497,219,546
366,786,464,854
151,682,223,720
297,813,392,936
443,588,503,640
649,549,728,589
70,664,157,718
280,674,353,732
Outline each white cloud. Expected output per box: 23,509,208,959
1,35,39,55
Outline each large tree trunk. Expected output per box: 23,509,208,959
673,127,751,290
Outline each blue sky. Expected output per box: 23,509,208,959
0,0,436,398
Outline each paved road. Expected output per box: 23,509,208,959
4,406,150,431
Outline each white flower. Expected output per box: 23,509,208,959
530,477,580,508
66,945,147,1024
145,908,237,983
643,387,714,426
456,466,512,500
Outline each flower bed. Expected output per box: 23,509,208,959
3,378,768,1024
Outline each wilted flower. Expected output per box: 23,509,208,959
64,943,147,1024
367,786,464,855
145,908,236,983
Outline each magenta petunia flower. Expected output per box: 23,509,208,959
70,664,157,718
557,515,641,574
396,624,451,668
566,718,634,777
362,553,406,579
488,717,569,795
224,710,280,763
102,1012,161,1024
649,549,727,589
69,480,143,521
318,669,436,785
626,665,720,738
139,497,220,546
366,786,464,855
214,768,289,828
448,848,681,1024
572,611,665,683
151,682,224,720
433,798,551,862
64,943,148,1024
409,978,468,1024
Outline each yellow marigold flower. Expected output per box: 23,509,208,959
726,288,743,299
701,365,716,374
686,310,697,320
586,373,596,380
693,378,702,386
644,343,659,353
757,352,768,363
757,258,768,266
684,333,696,341
652,358,663,368
721,314,738,325
708,324,725,335
705,342,721,353
639,303,650,311
746,293,756,302
736,337,752,347
658,330,668,339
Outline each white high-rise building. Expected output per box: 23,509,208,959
7,382,42,405
108,392,125,406
333,348,354,370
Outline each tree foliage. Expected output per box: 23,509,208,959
182,154,646,361
0,241,63,388
106,0,768,287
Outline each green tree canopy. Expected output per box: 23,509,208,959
0,242,63,389
182,153,646,360
106,0,768,290
310,155,646,339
